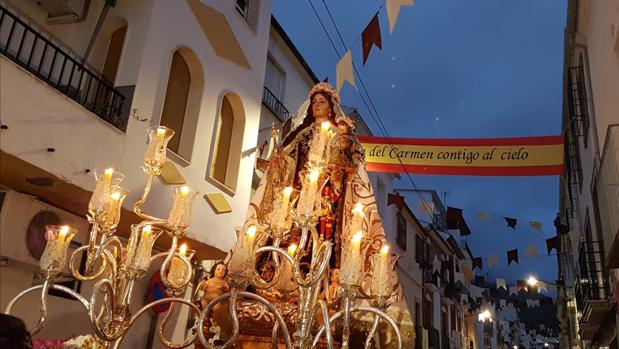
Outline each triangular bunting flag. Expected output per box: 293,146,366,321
500,299,506,308
386,0,414,33
446,207,471,235
361,14,382,65
528,221,543,233
387,192,405,210
336,50,355,92
496,278,506,291
503,217,517,229
525,244,538,257
476,211,491,221
472,257,483,270
554,216,570,235
507,249,519,265
509,286,518,296
488,255,500,269
546,236,559,255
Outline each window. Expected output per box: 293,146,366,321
101,25,127,85
415,300,421,329
396,211,407,250
375,178,386,217
210,92,246,191
567,54,591,147
265,55,285,99
160,49,203,162
236,0,249,20
415,235,424,265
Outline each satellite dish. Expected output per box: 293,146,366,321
26,210,61,260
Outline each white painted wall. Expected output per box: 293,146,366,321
0,0,274,253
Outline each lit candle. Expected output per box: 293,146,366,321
340,231,363,285
373,245,391,298
287,243,297,256
168,243,189,287
297,168,320,216
156,127,166,141
168,186,190,228
308,121,332,164
349,203,365,236
103,168,113,186
246,226,256,245
40,225,76,273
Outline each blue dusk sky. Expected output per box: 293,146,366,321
273,0,568,287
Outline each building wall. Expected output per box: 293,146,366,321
0,0,274,253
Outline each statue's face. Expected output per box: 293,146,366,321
214,264,227,278
311,93,331,120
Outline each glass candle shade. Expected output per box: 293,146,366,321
370,245,394,299
124,225,163,278
88,168,125,216
227,226,257,278
98,185,128,233
40,225,77,273
167,186,198,232
307,121,335,165
167,244,195,288
271,186,296,233
295,167,329,217
143,126,175,173
339,231,363,286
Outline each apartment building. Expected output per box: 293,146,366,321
557,0,619,348
0,0,273,345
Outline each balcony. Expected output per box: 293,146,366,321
595,124,619,267
575,240,613,340
262,86,290,123
0,5,127,131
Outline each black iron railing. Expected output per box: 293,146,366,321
0,5,127,132
262,86,290,122
575,240,608,311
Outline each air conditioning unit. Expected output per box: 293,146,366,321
37,0,88,24
0,190,89,269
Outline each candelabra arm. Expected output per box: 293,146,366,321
133,173,162,222
157,237,192,291
341,291,352,349
317,299,335,349
364,316,380,349
85,222,99,270
5,277,90,335
197,290,292,349
252,245,293,289
292,240,331,288
70,245,109,282
312,306,402,349
88,278,126,342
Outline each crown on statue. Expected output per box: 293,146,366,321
309,82,340,105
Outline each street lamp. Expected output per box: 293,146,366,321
526,276,538,287
478,309,492,322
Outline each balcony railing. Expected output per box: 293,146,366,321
262,86,290,123
0,5,127,132
595,124,619,263
574,240,608,311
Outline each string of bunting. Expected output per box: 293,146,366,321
334,0,414,92
444,206,550,235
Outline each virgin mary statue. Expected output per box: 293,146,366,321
225,82,413,347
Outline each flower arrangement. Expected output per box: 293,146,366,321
33,335,103,349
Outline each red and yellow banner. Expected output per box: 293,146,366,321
358,135,564,176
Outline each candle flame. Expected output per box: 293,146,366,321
59,225,70,237
352,231,363,244
287,244,298,256
111,191,122,200
143,225,152,234
179,243,187,257
246,226,257,239
283,186,293,197
181,186,190,195
309,169,320,182
321,121,331,131
156,127,166,137
104,168,114,177
352,203,365,217
380,245,390,256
